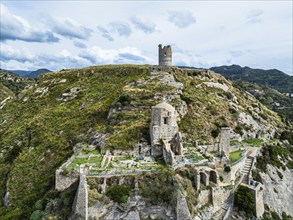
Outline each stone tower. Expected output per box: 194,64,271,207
150,102,178,155
219,127,231,159
158,44,172,66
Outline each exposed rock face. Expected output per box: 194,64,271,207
176,191,192,220
3,191,9,207
57,87,81,102
203,81,229,92
260,165,293,217
89,132,109,150
88,194,176,220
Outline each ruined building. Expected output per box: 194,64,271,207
150,102,182,165
158,44,172,66
219,127,231,159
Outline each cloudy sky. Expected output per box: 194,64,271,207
0,1,292,75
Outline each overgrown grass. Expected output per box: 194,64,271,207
229,150,243,163
243,138,263,147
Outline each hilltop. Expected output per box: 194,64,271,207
0,65,291,219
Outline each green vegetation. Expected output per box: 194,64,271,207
0,65,288,218
234,185,255,218
210,64,293,93
280,130,293,145
67,156,102,170
232,79,293,122
229,150,243,163
139,171,176,205
243,138,263,147
106,184,131,203
256,144,293,172
0,70,34,95
224,165,231,172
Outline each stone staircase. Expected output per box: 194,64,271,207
241,156,254,184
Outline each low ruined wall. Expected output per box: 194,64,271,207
55,155,79,191
72,169,88,220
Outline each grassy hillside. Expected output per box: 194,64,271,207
0,65,286,218
233,80,293,122
210,65,293,93
0,82,14,102
0,70,34,95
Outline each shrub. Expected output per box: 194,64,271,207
106,184,131,203
118,95,131,106
34,200,43,210
211,128,220,138
139,172,176,205
234,125,244,136
234,185,255,218
271,211,281,220
30,210,43,220
225,91,234,100
224,165,231,172
219,176,223,182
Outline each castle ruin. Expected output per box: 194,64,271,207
150,102,182,165
158,44,172,66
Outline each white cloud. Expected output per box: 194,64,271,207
80,46,150,64
246,9,263,24
0,4,59,42
97,26,114,41
130,16,156,33
73,41,87,48
97,21,132,41
167,10,196,28
47,16,93,40
0,44,35,62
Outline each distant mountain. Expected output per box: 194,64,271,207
0,69,34,95
210,65,293,93
6,68,52,78
28,68,52,78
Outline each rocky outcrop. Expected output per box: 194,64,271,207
57,87,82,102
203,82,229,92
260,164,293,217
176,191,192,220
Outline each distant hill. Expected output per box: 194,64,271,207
5,68,52,78
233,80,293,121
0,70,34,95
210,65,293,93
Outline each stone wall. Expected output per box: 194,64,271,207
72,168,88,220
55,155,79,191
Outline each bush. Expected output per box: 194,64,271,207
106,184,131,204
219,176,223,182
139,172,176,205
234,185,255,218
118,95,131,106
224,165,231,172
30,210,43,220
211,128,220,138
280,130,293,144
234,125,244,136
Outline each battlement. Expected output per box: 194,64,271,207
158,44,172,66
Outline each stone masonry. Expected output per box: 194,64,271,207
219,127,231,159
158,44,172,66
